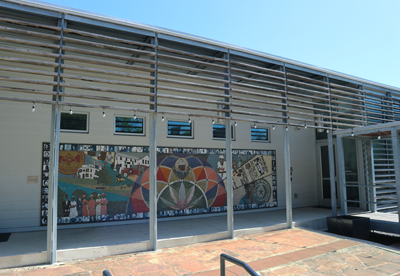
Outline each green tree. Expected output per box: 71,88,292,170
95,166,113,186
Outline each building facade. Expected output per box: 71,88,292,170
0,0,400,264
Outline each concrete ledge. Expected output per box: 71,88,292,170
57,241,149,263
159,231,228,249
0,252,46,269
294,217,327,230
234,223,287,237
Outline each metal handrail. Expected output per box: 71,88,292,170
220,253,258,276
103,270,112,276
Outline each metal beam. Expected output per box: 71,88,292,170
149,34,158,251
282,63,292,228
46,14,65,265
363,140,376,212
390,127,400,221
47,104,61,264
225,50,233,238
336,135,348,215
283,125,292,228
327,132,337,216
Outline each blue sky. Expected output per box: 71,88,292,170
39,0,400,88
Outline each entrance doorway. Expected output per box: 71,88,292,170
317,142,339,207
317,139,362,209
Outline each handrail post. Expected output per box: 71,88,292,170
220,253,258,276
220,256,225,276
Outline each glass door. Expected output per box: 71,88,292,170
317,142,339,207
317,139,361,208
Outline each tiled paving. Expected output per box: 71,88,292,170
1,228,400,275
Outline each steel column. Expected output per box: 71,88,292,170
46,14,65,264
281,63,292,228
47,105,61,263
363,140,376,212
225,119,233,238
283,125,292,228
224,50,233,238
369,140,377,212
149,34,158,250
336,135,348,215
390,127,400,221
327,132,337,216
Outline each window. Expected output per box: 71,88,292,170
167,120,193,138
212,124,235,140
60,112,88,132
114,116,145,135
251,127,270,142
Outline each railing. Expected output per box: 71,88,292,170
220,253,258,276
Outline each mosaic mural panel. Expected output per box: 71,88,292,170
40,143,277,225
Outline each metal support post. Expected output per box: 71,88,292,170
327,132,337,216
149,34,158,250
225,119,233,238
224,50,233,238
283,126,292,228
336,135,348,215
47,14,65,264
390,127,400,221
47,105,61,263
149,112,157,250
363,140,376,212
369,140,377,212
281,63,292,228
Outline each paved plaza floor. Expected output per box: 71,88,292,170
1,228,400,275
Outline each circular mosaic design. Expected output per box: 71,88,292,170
59,151,85,175
255,178,271,203
127,154,227,213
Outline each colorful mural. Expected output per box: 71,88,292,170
40,143,277,225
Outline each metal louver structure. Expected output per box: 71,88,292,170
1,0,400,266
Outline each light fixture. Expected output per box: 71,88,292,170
272,125,275,130
304,125,307,129
162,113,165,122
254,123,257,128
351,132,354,137
134,112,137,120
212,118,215,124
326,129,329,133
285,125,288,131
102,108,106,118
378,132,381,140
297,127,301,130
32,101,35,112
234,121,237,127
188,116,191,124
69,104,73,115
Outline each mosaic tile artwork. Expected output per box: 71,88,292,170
40,143,277,225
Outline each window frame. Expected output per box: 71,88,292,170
212,124,235,141
250,126,270,143
167,120,194,139
114,115,146,136
60,112,89,133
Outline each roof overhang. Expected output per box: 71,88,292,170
333,121,400,139
2,0,400,94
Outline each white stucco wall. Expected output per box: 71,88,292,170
0,98,318,231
